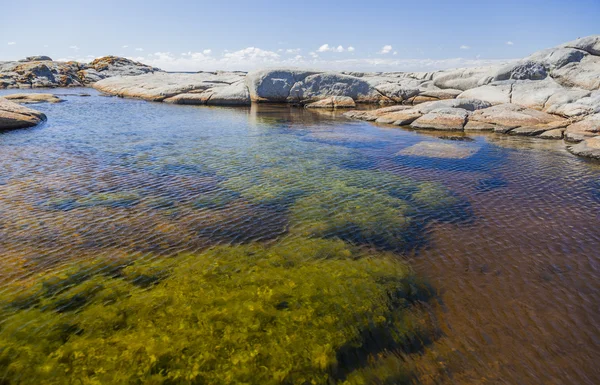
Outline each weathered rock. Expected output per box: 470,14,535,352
0,56,161,89
493,61,547,81
344,105,412,121
545,92,600,117
538,128,564,139
458,83,511,105
19,56,53,62
411,108,469,131
564,114,600,142
289,72,385,103
375,109,422,125
468,104,566,134
94,72,247,102
417,89,463,100
568,136,600,159
3,93,63,104
561,35,600,56
305,96,356,109
0,97,47,130
432,66,499,91
245,69,318,103
551,55,600,91
398,141,479,159
417,98,491,113
374,83,419,102
526,47,587,69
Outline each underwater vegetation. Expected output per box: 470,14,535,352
0,238,437,385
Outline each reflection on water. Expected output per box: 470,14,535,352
0,89,599,384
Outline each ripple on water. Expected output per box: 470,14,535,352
0,90,599,384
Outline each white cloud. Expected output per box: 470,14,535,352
317,44,346,53
69,45,79,50
379,45,393,54
460,45,470,50
347,46,355,52
286,48,301,54
127,46,513,73
203,49,212,55
122,45,129,48
8,42,16,45
393,51,398,55
135,48,144,52
506,41,514,45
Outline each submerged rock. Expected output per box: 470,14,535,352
0,97,47,130
398,141,479,159
3,93,63,104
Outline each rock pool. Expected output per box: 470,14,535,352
0,89,599,384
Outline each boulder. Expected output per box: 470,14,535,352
289,72,384,103
3,93,63,104
493,61,547,81
539,128,565,139
0,97,47,130
411,108,469,131
305,96,356,109
245,68,319,103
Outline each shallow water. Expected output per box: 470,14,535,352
1,89,599,384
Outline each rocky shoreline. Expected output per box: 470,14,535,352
1,36,599,159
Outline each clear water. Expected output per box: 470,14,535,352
1,89,599,384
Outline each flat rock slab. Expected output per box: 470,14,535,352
468,104,566,134
411,108,469,131
397,141,479,159
305,96,356,109
3,93,63,104
0,97,47,130
94,72,248,103
568,136,600,159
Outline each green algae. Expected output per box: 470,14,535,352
0,238,436,385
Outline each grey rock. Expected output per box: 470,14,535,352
551,55,600,91
457,83,511,105
245,68,319,103
493,61,547,81
561,35,600,56
568,136,600,159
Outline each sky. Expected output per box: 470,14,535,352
2,0,599,72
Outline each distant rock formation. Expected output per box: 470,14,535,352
0,56,161,89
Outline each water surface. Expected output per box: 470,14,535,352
1,89,599,384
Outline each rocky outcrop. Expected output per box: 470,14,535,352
95,72,249,105
3,93,63,104
0,56,160,89
0,97,47,130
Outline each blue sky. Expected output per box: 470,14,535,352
2,0,599,72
